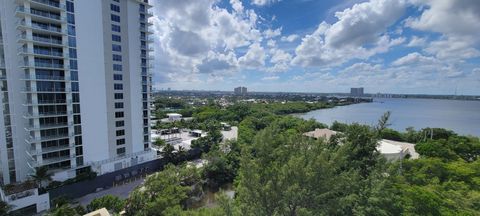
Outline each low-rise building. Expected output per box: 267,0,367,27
167,113,182,122
303,129,419,161
303,128,338,141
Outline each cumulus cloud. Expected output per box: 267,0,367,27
325,0,406,48
292,0,407,67
392,52,438,66
262,76,280,81
252,0,281,6
264,27,282,39
280,34,299,42
152,0,265,83
406,36,427,47
424,37,480,60
266,48,292,73
239,43,266,68
406,0,480,61
407,0,480,40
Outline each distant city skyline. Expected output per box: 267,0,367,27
150,0,480,95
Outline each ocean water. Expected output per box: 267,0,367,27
294,98,480,137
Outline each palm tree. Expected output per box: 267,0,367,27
30,166,53,188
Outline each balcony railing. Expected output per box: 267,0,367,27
33,35,63,45
26,122,73,130
16,7,65,22
23,87,70,92
30,0,66,10
41,155,74,165
24,99,71,105
33,49,64,58
33,62,64,69
23,74,66,81
28,144,72,155
23,111,72,118
19,20,66,35
26,133,73,143
18,34,65,47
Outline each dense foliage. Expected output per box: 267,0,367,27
38,98,480,215
86,195,125,214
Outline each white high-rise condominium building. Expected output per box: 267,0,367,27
0,0,155,186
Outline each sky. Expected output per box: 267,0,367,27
149,0,480,95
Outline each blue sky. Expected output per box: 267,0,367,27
150,0,480,95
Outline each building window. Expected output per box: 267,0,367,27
111,14,120,22
116,130,125,136
115,102,124,109
113,64,122,71
114,83,123,90
116,147,126,155
73,104,81,113
66,1,74,12
68,25,76,36
112,44,121,52
71,71,78,81
113,54,122,61
69,48,77,59
72,82,79,92
114,93,123,99
116,139,125,145
115,121,124,127
112,24,121,32
110,4,120,12
67,13,75,24
115,112,124,118
69,36,76,47
114,74,123,80
112,35,121,42
70,60,78,70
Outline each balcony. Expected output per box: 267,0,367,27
141,45,154,52
141,54,154,60
18,34,66,47
140,35,154,43
140,26,154,34
22,87,71,93
29,0,66,10
23,99,71,106
21,61,65,70
23,111,72,118
19,48,66,59
42,155,74,165
16,6,66,24
27,144,72,155
17,20,66,35
28,154,74,167
22,74,66,81
141,63,153,68
137,0,153,8
26,133,73,144
25,122,73,131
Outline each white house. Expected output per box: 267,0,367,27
167,113,182,122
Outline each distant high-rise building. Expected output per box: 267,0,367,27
0,0,155,187
234,86,247,95
350,87,364,97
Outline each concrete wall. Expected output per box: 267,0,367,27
75,0,110,164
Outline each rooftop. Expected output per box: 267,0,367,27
303,128,338,141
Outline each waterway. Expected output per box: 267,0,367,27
294,98,480,137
